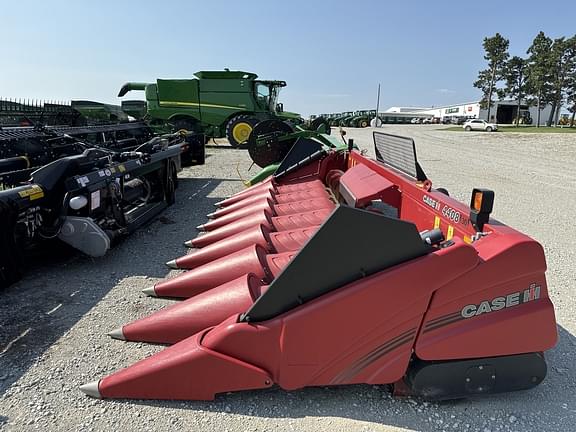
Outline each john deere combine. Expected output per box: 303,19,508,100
81,130,557,402
117,70,306,147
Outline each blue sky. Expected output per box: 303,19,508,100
0,1,574,116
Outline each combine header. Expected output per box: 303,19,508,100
0,131,194,289
81,131,557,401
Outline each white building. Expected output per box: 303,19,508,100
390,100,556,125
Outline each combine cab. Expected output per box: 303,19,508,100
81,131,557,401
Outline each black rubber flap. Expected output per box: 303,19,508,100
274,137,325,179
242,206,431,322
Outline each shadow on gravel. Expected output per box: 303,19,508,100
0,176,232,398
124,324,575,431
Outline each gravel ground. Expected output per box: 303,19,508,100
0,125,574,431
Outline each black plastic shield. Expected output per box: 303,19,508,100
274,137,326,179
242,206,430,322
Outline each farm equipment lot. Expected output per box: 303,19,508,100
0,125,574,431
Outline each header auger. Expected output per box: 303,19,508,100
81,130,557,402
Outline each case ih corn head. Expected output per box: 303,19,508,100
81,131,557,402
0,130,194,289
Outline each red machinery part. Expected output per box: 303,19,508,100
92,331,274,400
211,185,329,218
200,197,334,232
215,179,326,208
85,236,482,400
115,274,267,344
174,225,272,270
189,211,273,248
151,245,269,298
189,208,332,249
173,225,318,270
151,248,296,299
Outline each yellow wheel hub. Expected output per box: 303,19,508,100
232,122,253,143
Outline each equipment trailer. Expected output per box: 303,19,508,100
81,131,557,401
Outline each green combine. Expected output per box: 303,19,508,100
118,70,306,147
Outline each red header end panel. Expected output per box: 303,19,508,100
416,232,557,360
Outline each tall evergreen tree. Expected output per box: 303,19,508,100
526,32,553,127
566,56,576,127
547,36,576,126
504,56,528,126
474,33,510,122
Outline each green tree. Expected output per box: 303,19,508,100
474,33,510,122
546,36,576,126
566,63,576,127
503,56,528,126
526,32,553,127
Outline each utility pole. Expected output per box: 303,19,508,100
374,83,381,127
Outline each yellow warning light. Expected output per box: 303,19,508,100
473,191,483,212
469,188,495,232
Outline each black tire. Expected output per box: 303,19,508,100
164,161,177,206
465,126,472,131
193,143,206,165
486,126,493,132
170,117,199,133
226,115,259,148
359,119,369,128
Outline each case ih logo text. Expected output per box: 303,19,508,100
423,195,440,210
461,284,541,319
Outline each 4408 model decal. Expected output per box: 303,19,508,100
422,194,469,226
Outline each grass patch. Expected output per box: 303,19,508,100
440,126,576,133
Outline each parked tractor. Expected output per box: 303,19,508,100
350,110,376,128
117,70,303,147
332,112,353,126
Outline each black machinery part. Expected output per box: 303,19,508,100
274,137,326,180
0,199,23,289
122,178,148,203
0,156,30,173
403,352,547,400
247,119,295,168
310,116,331,135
